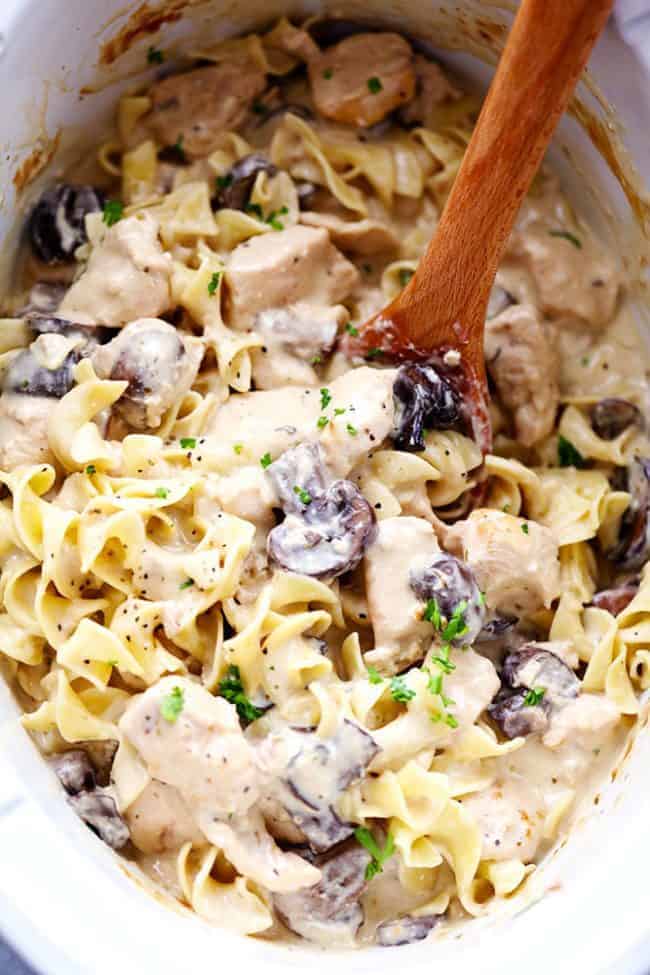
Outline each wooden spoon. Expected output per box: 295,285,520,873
343,0,614,453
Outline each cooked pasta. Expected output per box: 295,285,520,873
0,15,647,951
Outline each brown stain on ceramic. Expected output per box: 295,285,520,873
99,0,188,65
12,131,61,192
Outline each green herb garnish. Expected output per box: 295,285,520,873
549,229,582,249
346,423,358,436
323,68,334,79
367,665,384,685
217,664,264,724
179,578,194,590
521,522,529,534
147,46,164,64
317,416,329,429
155,487,169,499
399,268,414,287
365,347,383,360
320,387,332,410
389,675,416,703
260,452,272,469
245,202,264,220
423,598,442,628
233,443,244,455
85,464,96,475
524,686,546,707
345,323,359,337
207,271,222,295
102,200,124,227
558,434,586,468
160,685,184,723
441,601,468,643
216,173,233,190
180,437,197,450
354,827,395,880
367,77,383,94
293,485,312,506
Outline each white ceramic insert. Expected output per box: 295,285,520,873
0,2,648,973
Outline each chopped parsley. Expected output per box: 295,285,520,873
354,827,395,880
441,601,468,643
367,76,383,94
365,347,383,360
317,416,329,429
399,268,414,287
320,387,332,410
293,485,312,506
478,591,486,606
323,67,334,79
218,665,264,724
310,354,322,365
85,464,96,475
147,45,164,64
102,199,124,227
389,675,416,703
430,646,456,675
179,578,194,590
345,323,360,337
245,202,264,220
558,434,586,468
266,209,286,231
549,229,582,249
346,423,358,436
216,173,233,190
180,437,197,450
334,407,346,416
502,503,511,513
160,685,184,723
207,271,222,295
426,668,443,695
168,134,186,163
524,686,546,707
423,598,442,628
155,487,169,499
260,452,272,469
444,712,459,729
521,522,529,534
233,443,244,455
581,355,590,367
367,665,384,685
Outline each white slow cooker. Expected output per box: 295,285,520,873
0,2,648,973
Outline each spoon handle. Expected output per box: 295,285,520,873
391,0,614,357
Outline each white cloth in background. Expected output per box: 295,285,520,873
614,0,650,71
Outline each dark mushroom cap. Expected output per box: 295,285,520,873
591,581,639,616
266,442,329,514
50,750,97,795
590,398,642,441
393,363,460,452
502,645,579,704
28,184,105,265
214,153,278,211
608,458,650,571
410,552,485,644
488,687,549,739
268,478,376,579
4,346,79,398
68,789,130,850
377,913,441,947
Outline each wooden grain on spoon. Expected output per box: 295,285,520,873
344,0,614,452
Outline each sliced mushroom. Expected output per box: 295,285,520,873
268,719,379,852
51,749,97,795
487,687,549,739
409,552,486,645
266,442,329,514
274,843,370,946
393,363,460,452
91,319,202,430
68,789,130,850
376,914,440,947
268,478,376,578
591,580,639,616
590,398,642,441
28,184,105,265
608,458,650,570
4,346,78,398
27,314,110,348
19,281,68,315
214,153,278,211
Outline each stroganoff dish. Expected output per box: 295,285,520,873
1,17,649,948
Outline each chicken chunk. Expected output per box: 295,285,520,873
300,211,400,255
509,220,621,329
543,693,619,749
125,779,204,854
484,304,559,446
59,213,172,327
309,33,416,127
120,677,260,816
91,318,202,430
364,517,441,675
0,393,54,469
147,63,267,160
206,366,397,479
447,509,561,617
119,677,319,893
226,225,359,330
398,55,462,127
460,778,545,862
